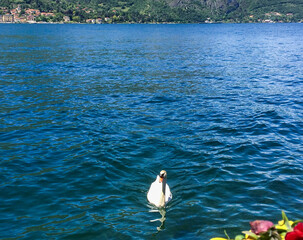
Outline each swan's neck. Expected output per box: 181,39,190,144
159,178,166,207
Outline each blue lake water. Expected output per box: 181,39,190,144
0,23,303,240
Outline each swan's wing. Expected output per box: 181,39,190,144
147,180,172,206
165,184,172,202
147,181,161,205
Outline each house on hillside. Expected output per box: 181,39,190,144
25,9,40,15
40,12,55,19
63,16,70,22
26,15,35,22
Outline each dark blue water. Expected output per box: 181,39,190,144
0,23,302,240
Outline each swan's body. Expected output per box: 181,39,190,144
147,170,172,207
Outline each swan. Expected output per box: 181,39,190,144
147,170,172,207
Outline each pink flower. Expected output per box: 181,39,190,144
250,220,274,235
286,223,303,240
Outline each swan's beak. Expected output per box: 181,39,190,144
159,177,163,183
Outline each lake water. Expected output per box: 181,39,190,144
0,23,302,240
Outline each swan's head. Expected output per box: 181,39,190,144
159,170,167,183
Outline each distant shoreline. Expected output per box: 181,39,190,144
0,21,302,24
1,3,302,26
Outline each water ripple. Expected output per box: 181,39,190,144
0,23,303,240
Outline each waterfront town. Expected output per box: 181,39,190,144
1,5,65,23
0,5,103,24
0,4,299,24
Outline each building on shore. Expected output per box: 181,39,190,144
86,18,96,24
0,14,15,23
26,15,35,22
63,16,70,22
14,16,27,23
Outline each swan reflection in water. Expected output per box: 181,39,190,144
149,207,166,231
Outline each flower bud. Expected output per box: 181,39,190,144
250,220,274,235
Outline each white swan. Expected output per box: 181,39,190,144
147,170,172,207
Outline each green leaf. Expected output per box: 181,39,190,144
235,235,245,240
280,232,287,238
259,228,281,240
292,220,303,227
242,231,259,239
224,230,230,240
282,210,292,231
276,228,287,234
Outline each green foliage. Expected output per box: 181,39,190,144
235,235,245,240
1,0,303,22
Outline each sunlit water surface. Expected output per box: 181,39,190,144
0,23,303,240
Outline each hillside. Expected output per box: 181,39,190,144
0,0,303,23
